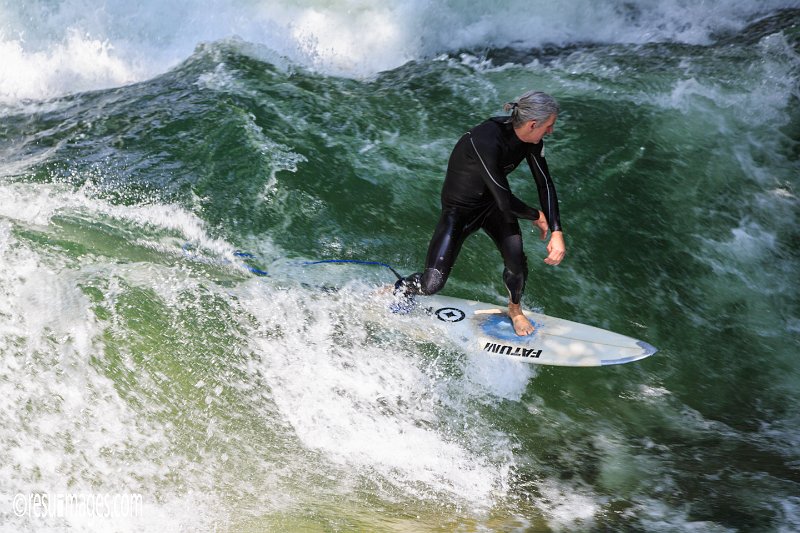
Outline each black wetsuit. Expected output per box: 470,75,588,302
399,116,562,304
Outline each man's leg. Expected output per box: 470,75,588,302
396,208,476,297
483,213,534,336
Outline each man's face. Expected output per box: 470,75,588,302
521,114,557,144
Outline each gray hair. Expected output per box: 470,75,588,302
503,91,560,128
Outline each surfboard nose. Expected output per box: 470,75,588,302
637,340,658,356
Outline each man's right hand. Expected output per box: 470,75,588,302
532,211,549,241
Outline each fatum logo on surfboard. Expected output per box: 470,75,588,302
483,342,542,359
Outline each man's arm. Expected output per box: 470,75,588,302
509,194,541,221
526,146,565,265
525,147,562,232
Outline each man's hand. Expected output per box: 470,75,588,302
532,213,565,265
532,213,549,241
545,231,565,265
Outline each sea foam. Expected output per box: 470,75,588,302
1,0,795,102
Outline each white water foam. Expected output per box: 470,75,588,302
237,279,526,508
0,218,226,531
0,181,341,529
659,30,800,127
533,479,602,530
1,0,795,102
636,499,735,532
0,181,247,267
0,180,537,518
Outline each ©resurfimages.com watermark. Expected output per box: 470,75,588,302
10,492,143,520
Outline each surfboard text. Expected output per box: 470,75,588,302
483,342,542,358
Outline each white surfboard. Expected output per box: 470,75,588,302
392,294,657,367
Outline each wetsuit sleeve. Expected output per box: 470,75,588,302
468,133,539,223
526,146,562,232
509,194,541,221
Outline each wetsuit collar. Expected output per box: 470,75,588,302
490,116,533,149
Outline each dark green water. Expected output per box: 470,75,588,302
0,6,798,532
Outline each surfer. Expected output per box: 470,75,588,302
395,90,565,335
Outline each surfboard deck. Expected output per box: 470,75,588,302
391,294,657,367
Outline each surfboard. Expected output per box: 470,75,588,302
391,294,657,367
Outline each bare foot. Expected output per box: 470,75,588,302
508,302,535,336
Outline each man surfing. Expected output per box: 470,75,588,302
395,90,566,336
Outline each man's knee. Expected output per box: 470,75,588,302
395,268,446,296
420,268,446,295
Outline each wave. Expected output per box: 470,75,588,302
1,0,797,102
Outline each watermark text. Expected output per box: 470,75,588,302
11,492,143,519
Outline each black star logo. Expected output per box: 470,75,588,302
435,307,465,323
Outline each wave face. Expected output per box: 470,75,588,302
0,3,799,532
1,0,799,101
